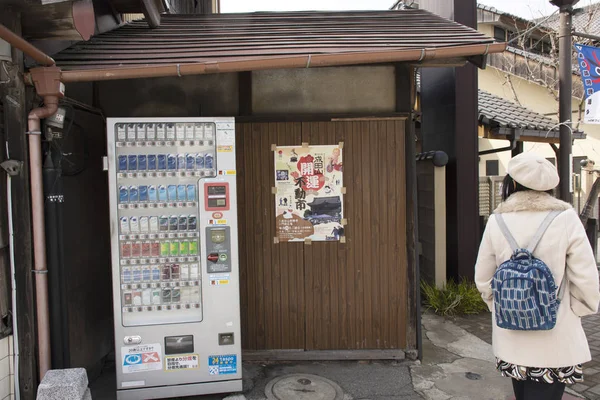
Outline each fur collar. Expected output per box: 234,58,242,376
494,191,572,214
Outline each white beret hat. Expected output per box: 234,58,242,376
507,152,559,191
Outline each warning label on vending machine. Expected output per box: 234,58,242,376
208,355,237,375
121,343,162,374
165,354,199,371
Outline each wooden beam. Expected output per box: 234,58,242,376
1,9,38,400
243,349,406,361
238,71,252,117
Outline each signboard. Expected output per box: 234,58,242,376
274,145,344,242
575,44,600,124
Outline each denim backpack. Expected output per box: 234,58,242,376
492,211,566,331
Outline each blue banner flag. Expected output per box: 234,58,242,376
575,43,600,124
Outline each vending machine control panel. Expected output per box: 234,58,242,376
107,118,241,400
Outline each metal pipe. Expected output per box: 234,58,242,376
573,31,600,42
27,95,58,381
559,6,574,203
23,42,506,83
0,24,55,67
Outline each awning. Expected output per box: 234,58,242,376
42,9,506,83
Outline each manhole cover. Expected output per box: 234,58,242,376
265,373,345,400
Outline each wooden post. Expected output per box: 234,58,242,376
1,8,38,399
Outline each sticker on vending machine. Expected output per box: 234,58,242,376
165,354,199,372
121,343,163,374
208,355,237,375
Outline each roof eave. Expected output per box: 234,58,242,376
39,42,506,84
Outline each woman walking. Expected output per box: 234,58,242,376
475,152,600,400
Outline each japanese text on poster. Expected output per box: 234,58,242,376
274,145,344,242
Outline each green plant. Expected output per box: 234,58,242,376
421,279,488,316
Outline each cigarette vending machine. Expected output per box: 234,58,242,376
106,118,241,400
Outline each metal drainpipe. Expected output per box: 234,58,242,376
27,95,58,381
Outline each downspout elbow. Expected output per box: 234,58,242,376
28,96,59,133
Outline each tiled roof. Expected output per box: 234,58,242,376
415,71,584,138
50,10,502,71
478,90,585,138
542,3,600,37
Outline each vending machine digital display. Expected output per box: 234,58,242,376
106,118,241,400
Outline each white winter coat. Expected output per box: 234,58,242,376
475,191,600,368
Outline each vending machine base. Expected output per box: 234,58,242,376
117,379,243,400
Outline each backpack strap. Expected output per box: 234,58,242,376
527,210,563,254
495,213,519,252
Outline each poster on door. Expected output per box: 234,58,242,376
274,145,344,242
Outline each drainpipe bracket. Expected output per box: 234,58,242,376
26,131,42,135
0,160,22,176
31,270,48,274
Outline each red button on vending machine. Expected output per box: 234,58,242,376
207,253,219,263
